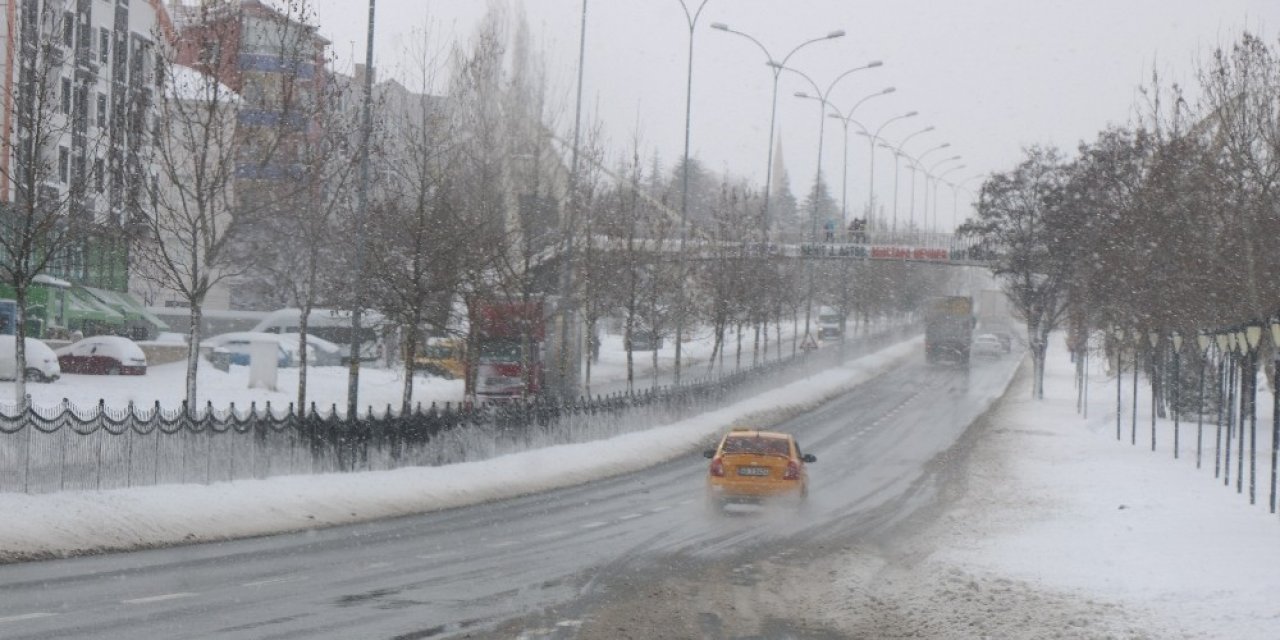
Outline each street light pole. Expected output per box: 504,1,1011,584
788,62,884,237
786,61,881,347
555,0,590,400
947,174,981,230
826,87,894,228
862,111,918,229
881,125,934,232
908,142,950,231
347,0,376,419
933,163,965,231
710,23,844,242
672,0,710,386
925,155,962,232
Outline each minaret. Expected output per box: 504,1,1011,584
771,130,790,201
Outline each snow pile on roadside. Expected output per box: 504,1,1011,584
857,341,1280,639
0,338,921,562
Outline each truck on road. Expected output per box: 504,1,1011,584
924,296,975,365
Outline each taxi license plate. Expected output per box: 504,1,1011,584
737,466,769,477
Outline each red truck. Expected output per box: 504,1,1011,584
466,299,546,402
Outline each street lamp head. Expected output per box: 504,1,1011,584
904,110,919,117
795,91,810,98
882,87,897,95
710,22,729,31
867,60,884,68
1246,325,1262,350
922,125,936,132
827,30,846,39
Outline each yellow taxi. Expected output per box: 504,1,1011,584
703,427,815,509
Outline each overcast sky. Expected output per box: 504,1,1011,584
307,0,1280,229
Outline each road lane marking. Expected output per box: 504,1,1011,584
0,613,54,624
649,505,670,513
535,530,567,539
581,521,608,529
488,540,517,548
242,576,308,588
618,513,643,521
122,592,197,605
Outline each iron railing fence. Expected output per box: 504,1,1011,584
0,325,916,494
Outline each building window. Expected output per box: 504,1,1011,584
97,93,107,126
75,85,87,122
72,154,85,186
94,158,105,192
62,12,74,48
61,78,72,114
58,147,69,183
99,28,110,64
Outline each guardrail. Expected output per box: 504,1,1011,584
0,325,916,494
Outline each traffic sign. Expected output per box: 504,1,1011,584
800,333,819,351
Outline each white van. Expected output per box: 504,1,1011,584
251,308,384,363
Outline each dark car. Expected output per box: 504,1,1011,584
55,336,147,375
629,329,664,351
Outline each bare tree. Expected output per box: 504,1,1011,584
961,146,1076,398
0,7,115,406
362,24,471,413
137,1,321,410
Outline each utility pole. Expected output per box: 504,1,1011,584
347,0,375,418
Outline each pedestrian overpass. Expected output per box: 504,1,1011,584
567,230,995,268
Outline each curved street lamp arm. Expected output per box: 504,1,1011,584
677,0,711,30
909,142,951,169
823,60,883,99
874,112,916,138
712,25,844,79
779,33,844,71
779,64,823,99
838,87,893,121
713,25,772,64
938,164,967,180
928,154,962,174
896,125,935,153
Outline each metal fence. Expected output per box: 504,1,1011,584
0,326,913,494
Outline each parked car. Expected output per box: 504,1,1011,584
0,335,60,382
201,332,301,368
414,336,466,378
628,329,664,351
55,336,147,375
